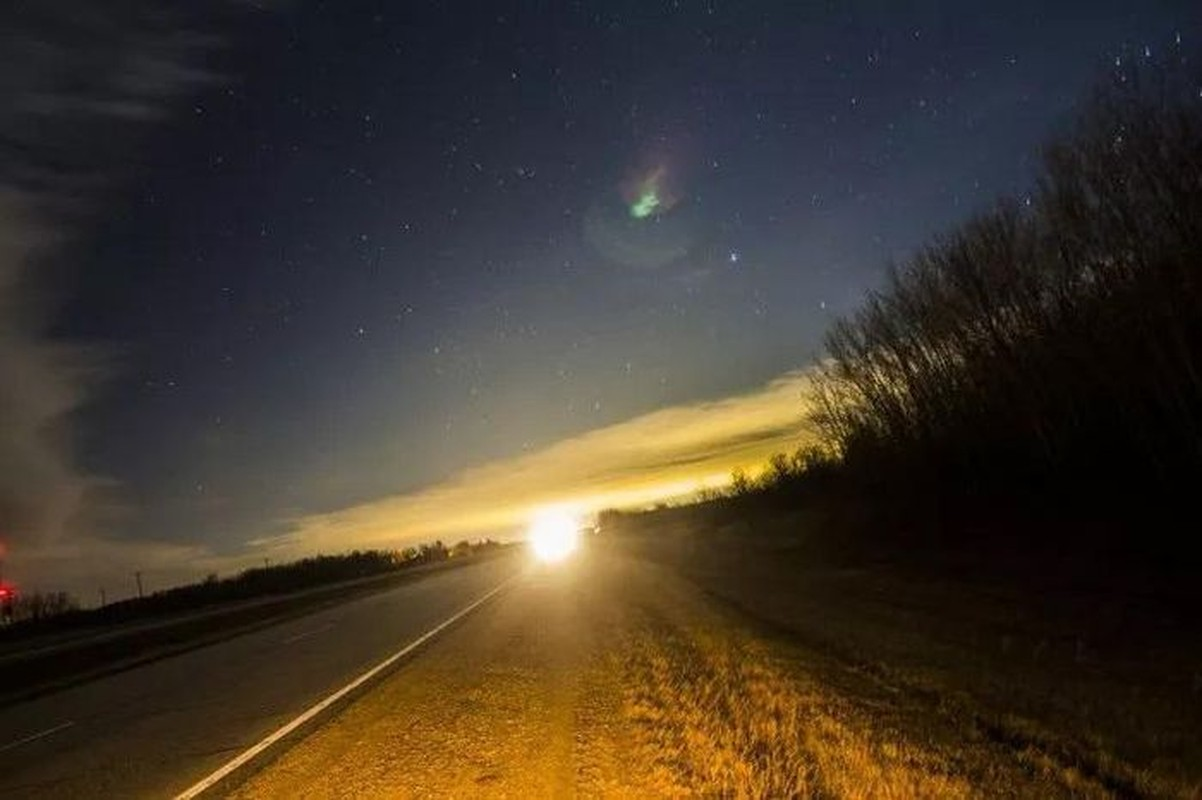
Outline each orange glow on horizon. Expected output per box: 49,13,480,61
263,371,818,558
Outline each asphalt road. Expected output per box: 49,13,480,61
232,546,671,798
0,554,521,799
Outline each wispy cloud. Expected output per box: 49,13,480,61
0,2,266,596
268,371,817,556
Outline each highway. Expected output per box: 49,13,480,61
0,544,1125,798
0,555,520,799
227,547,1079,799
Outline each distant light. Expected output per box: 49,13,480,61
527,509,581,563
729,250,741,264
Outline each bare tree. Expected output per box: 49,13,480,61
813,58,1202,513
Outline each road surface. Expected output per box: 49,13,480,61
0,555,520,799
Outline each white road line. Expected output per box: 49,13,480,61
279,622,335,645
0,721,76,754
172,575,517,800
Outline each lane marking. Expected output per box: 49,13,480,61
0,721,76,754
173,574,517,800
279,622,335,645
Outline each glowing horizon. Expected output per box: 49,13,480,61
8,369,818,598
263,369,818,557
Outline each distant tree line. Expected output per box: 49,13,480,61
1,590,79,625
687,446,841,507
0,538,508,638
139,546,446,617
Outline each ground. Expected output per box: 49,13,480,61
228,545,1135,798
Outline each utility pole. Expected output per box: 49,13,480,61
263,557,270,570
135,571,144,599
99,587,107,608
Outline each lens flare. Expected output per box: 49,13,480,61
623,165,676,220
527,509,581,563
630,187,661,219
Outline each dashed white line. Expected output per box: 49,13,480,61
279,622,335,645
172,575,516,799
0,721,76,754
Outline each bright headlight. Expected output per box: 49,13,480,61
528,509,581,563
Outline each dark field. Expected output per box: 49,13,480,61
611,507,1202,798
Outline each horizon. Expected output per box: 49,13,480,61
7,369,814,601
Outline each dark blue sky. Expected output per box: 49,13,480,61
13,0,1202,568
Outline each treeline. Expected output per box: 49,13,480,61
125,545,450,618
683,446,841,513
1,590,79,625
648,62,1202,564
0,538,507,638
810,63,1202,523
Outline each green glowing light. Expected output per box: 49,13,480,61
630,189,661,219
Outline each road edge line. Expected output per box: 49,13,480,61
172,574,517,799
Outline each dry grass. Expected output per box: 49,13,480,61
622,615,982,799
616,515,1202,798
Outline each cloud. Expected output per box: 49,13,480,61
0,2,263,594
0,190,93,549
271,371,818,556
10,534,221,604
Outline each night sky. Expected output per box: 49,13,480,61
3,1,1200,594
